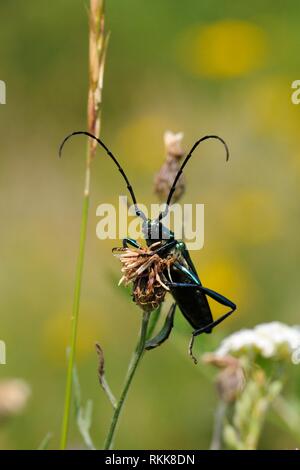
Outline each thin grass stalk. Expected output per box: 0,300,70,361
103,311,151,450
60,0,107,449
60,189,90,450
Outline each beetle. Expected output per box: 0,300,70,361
59,131,236,362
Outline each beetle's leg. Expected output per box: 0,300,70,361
164,280,236,329
145,303,176,350
164,260,236,345
188,335,198,365
151,239,177,256
193,304,236,336
171,259,235,314
188,303,236,364
165,280,236,314
165,277,236,363
173,261,201,285
122,238,141,249
165,281,200,287
166,281,236,333
195,287,236,313
190,289,235,364
191,286,236,336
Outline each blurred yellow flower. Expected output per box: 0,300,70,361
225,189,281,245
177,20,268,78
248,77,300,139
198,257,250,317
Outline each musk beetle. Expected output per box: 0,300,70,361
59,131,236,363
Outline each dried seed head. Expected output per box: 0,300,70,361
164,131,184,159
0,379,31,420
88,0,108,160
132,275,167,312
154,131,185,203
203,353,246,403
216,365,245,403
113,243,177,312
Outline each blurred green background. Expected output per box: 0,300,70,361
1,0,300,450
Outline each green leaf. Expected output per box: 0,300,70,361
146,305,162,340
95,343,117,409
37,432,52,450
145,303,176,350
73,364,96,450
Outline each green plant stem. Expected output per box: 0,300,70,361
146,305,161,340
60,163,90,450
104,311,150,450
210,401,227,450
270,395,300,442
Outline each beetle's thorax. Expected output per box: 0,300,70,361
142,219,174,246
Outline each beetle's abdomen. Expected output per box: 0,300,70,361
168,266,213,332
173,287,213,331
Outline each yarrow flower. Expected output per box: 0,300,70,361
213,322,300,362
204,322,300,450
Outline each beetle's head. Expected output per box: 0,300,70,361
142,218,174,247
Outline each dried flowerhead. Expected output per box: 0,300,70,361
0,379,31,421
113,242,178,312
203,353,245,403
154,131,185,203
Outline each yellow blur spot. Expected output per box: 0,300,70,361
115,114,175,172
42,306,101,366
246,77,300,181
177,20,268,78
196,257,251,317
248,77,300,139
226,190,281,244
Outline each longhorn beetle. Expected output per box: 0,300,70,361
59,131,236,363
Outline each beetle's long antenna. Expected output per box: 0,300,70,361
59,131,147,221
158,135,229,221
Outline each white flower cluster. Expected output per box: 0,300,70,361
214,322,300,363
